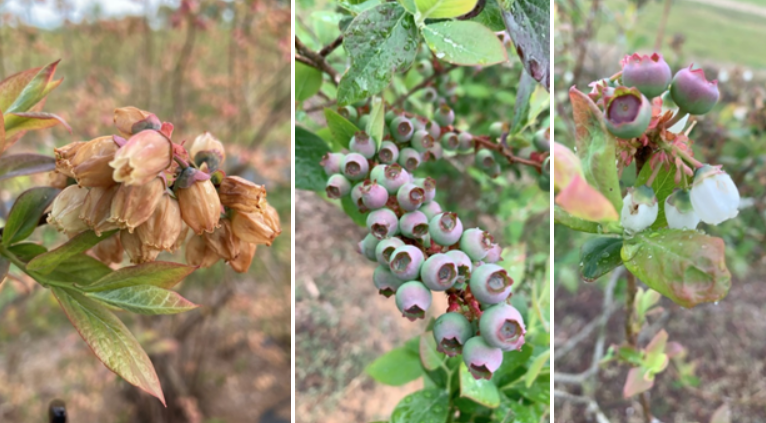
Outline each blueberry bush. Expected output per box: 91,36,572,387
295,0,551,420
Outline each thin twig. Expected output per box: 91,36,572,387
393,65,458,107
304,99,338,113
295,36,339,85
626,271,654,423
319,35,343,57
473,136,544,170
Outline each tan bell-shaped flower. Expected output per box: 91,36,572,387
120,230,161,264
54,141,85,178
109,178,165,232
185,234,220,268
47,185,90,234
49,171,69,189
172,225,190,252
218,176,266,213
230,206,281,247
69,136,120,187
203,218,240,261
91,233,124,265
229,238,256,273
136,194,183,251
79,185,121,236
176,179,221,235
189,132,225,172
114,107,160,137
109,130,173,186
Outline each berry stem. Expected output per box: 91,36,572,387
673,145,704,169
645,162,663,186
393,64,458,107
665,110,688,129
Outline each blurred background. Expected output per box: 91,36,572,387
0,1,291,422
554,0,766,421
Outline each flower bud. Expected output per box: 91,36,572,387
689,165,739,225
670,65,719,115
113,107,160,137
203,218,240,261
189,132,226,173
185,234,220,268
120,230,161,264
620,53,672,99
54,141,85,178
604,87,652,139
109,178,165,232
229,238,257,273
47,185,89,234
621,185,659,233
218,176,266,213
79,185,121,236
231,204,281,246
91,233,124,265
109,130,173,186
176,179,222,235
68,137,120,187
136,194,183,251
665,189,700,230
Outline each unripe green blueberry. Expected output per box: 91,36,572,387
429,212,463,246
420,201,443,221
366,208,399,240
337,105,358,122
415,59,433,77
390,116,414,142
358,114,370,129
372,163,411,194
361,180,389,210
397,182,426,212
475,149,496,171
424,143,443,161
420,253,458,291
484,243,502,263
373,265,404,297
422,87,438,103
469,263,513,305
389,245,425,281
395,281,432,321
378,141,399,164
604,87,652,139
457,132,473,152
434,104,455,127
351,181,367,212
433,312,473,356
670,65,719,115
533,128,550,152
385,110,398,126
400,210,429,239
425,121,441,139
441,132,459,151
479,303,526,351
621,53,672,99
341,153,370,182
411,130,436,153
375,236,405,266
398,148,422,172
326,174,351,199
439,79,458,97
357,233,380,262
462,336,504,380
445,249,472,286
350,131,377,159
489,122,505,139
320,152,344,176
459,228,494,261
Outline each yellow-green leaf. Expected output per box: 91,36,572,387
86,285,198,315
415,0,478,20
81,262,196,292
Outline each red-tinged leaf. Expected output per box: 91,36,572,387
0,67,41,111
6,60,61,114
623,366,654,398
664,341,684,358
710,404,731,423
555,174,619,222
80,262,196,292
27,230,118,274
0,153,56,181
86,285,199,315
51,287,165,405
4,112,71,139
553,142,582,191
645,329,668,356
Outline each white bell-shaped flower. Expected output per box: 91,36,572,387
689,165,740,225
621,185,659,234
664,189,700,230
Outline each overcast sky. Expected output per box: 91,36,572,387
1,0,179,28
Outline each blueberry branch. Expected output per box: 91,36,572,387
625,271,654,423
393,64,459,107
295,36,339,85
472,135,545,171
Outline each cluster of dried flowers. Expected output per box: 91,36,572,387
49,107,281,272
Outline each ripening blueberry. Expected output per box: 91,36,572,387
397,182,426,212
420,253,458,291
414,177,436,203
411,130,436,153
457,132,473,152
604,87,652,139
459,228,494,261
420,201,443,221
326,174,351,199
621,53,672,99
378,141,399,164
479,303,526,351
320,152,344,176
389,245,425,280
424,143,443,161
350,131,377,159
670,65,719,115
375,237,405,265
445,249,472,286
422,87,438,103
372,163,411,194
439,78,458,97
462,336,504,380
351,182,367,212
441,132,459,151
416,59,434,77
341,153,370,182
433,312,474,356
434,104,455,127
429,212,463,246
411,118,426,132
373,265,405,297
425,121,441,139
361,180,389,210
395,281,432,321
400,210,429,239
357,233,380,262
366,208,399,240
621,185,659,234
398,148,422,172
489,122,505,139
469,263,513,305
484,243,503,263
390,116,415,142
337,105,358,122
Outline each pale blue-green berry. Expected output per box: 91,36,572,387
389,245,425,281
428,212,463,246
341,153,369,182
459,228,494,261
479,303,526,351
411,130,435,153
434,104,455,127
433,312,473,356
462,336,503,380
373,265,404,298
445,249,472,286
357,233,380,262
469,263,513,305
397,182,426,212
325,174,351,199
398,148,422,173
375,237,405,265
366,208,399,240
441,132,459,151
378,141,399,165
390,116,414,142
400,211,429,239
420,253,458,291
395,281,432,321
420,201,443,220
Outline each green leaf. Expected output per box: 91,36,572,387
79,262,195,292
621,228,731,308
493,344,533,388
390,389,450,423
341,195,368,227
419,332,443,371
366,97,385,148
295,62,323,102
366,345,423,386
295,126,332,192
0,61,61,113
45,254,113,286
501,0,550,88
421,21,508,66
524,350,549,388
8,242,47,262
635,160,678,229
415,0,478,20
6,60,61,114
398,0,418,14
459,362,501,408
338,0,384,14
3,112,71,139
3,187,59,246
0,256,10,282
27,230,118,274
579,236,624,282
325,108,360,149
471,0,506,31
51,287,165,405
553,206,599,233
493,395,539,423
0,154,56,181
511,70,536,134
337,3,419,106
86,285,198,315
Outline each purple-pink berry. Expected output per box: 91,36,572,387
361,180,389,210
621,53,672,99
366,208,399,240
341,152,370,182
378,141,399,164
479,303,526,351
670,65,719,115
398,148,422,172
399,211,429,239
389,245,425,280
420,253,458,291
326,174,351,199
469,263,513,305
349,131,377,159
397,182,426,212
395,281,432,321
462,336,503,380
604,87,652,139
428,212,463,246
320,152,344,176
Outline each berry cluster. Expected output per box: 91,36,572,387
50,107,282,271
322,105,526,380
